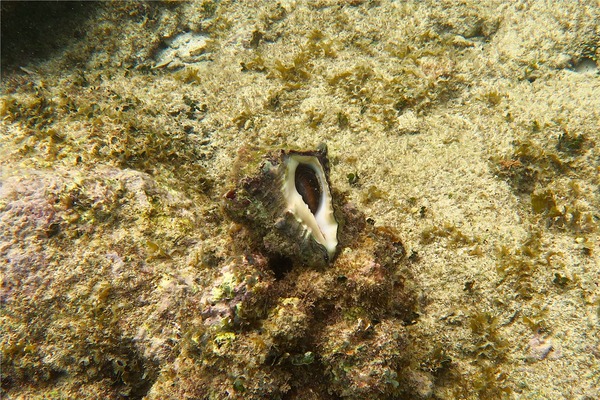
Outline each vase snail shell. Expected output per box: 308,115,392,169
224,146,339,268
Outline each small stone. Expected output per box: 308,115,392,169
526,334,561,361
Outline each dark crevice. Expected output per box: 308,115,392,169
1,1,97,76
268,254,294,280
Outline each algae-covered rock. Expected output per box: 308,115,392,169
0,167,199,398
145,159,424,398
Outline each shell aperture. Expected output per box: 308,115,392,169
295,163,322,214
283,153,338,260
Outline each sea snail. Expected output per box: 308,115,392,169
224,146,339,268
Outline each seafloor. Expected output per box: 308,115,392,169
1,1,598,399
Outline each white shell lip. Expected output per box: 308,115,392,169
282,153,338,260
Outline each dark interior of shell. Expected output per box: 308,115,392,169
294,163,322,214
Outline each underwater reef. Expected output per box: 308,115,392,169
1,1,599,399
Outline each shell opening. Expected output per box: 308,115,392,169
294,163,322,214
283,154,338,260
